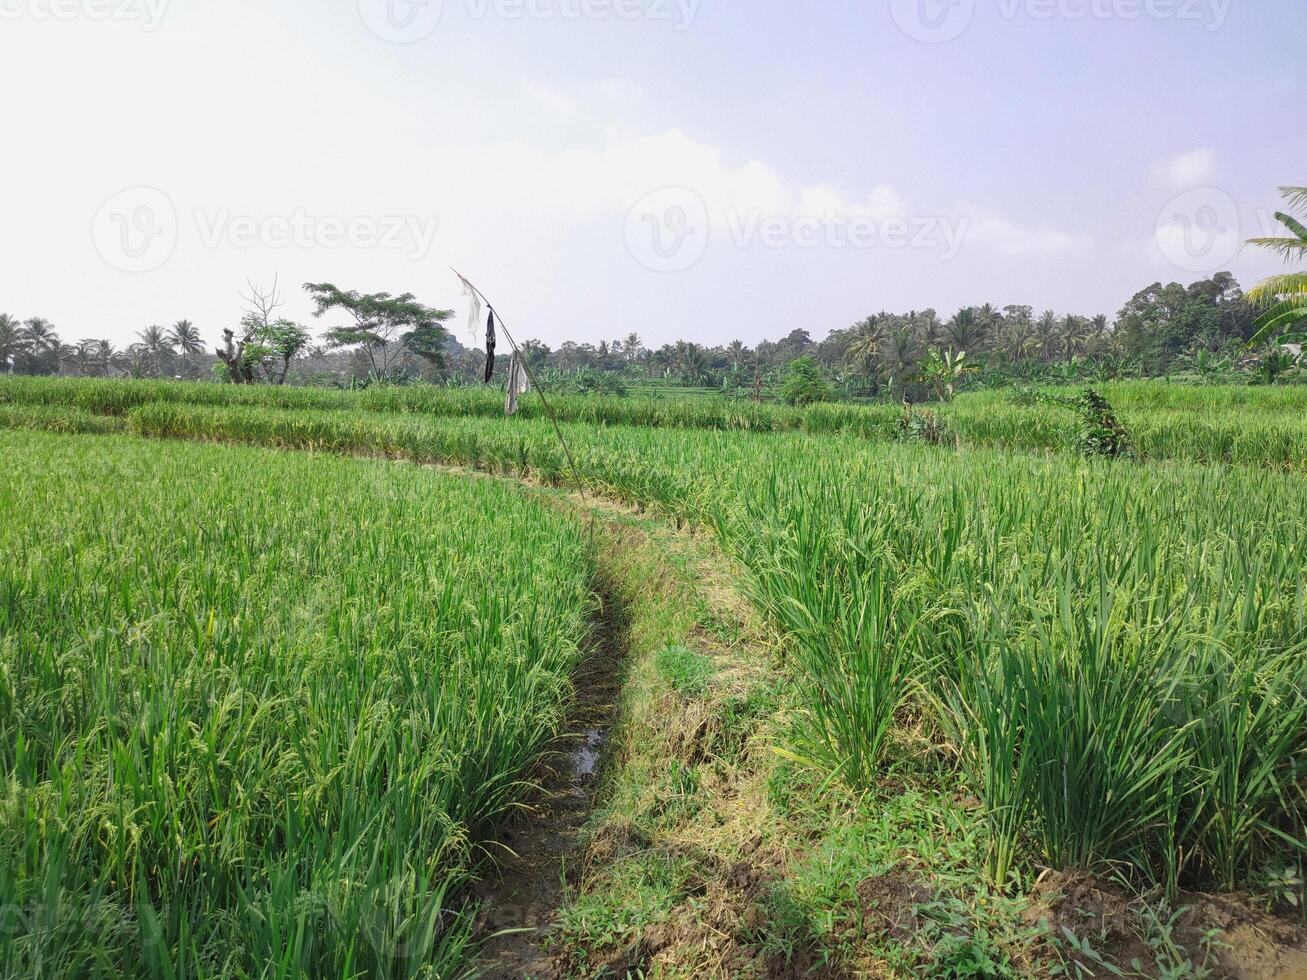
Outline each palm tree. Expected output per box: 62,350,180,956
1060,315,1090,361
93,340,118,377
876,326,919,399
844,316,882,389
623,333,644,364
19,318,60,374
137,325,175,377
1246,186,1307,346
675,341,711,386
945,308,986,353
168,319,205,377
1034,310,1061,362
0,314,24,373
726,340,747,371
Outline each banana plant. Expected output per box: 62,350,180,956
1246,186,1307,347
908,347,976,403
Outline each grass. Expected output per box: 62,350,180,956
2,377,1306,974
0,430,595,978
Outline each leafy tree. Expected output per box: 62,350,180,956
780,356,832,406
304,283,453,382
245,320,311,385
1115,274,1253,373
1246,186,1307,346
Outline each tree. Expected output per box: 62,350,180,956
305,283,453,382
0,314,23,373
1035,310,1061,362
780,356,832,406
168,320,205,377
137,325,175,377
1246,186,1307,346
844,316,883,390
248,319,311,385
945,308,987,353
909,348,975,403
623,332,644,364
18,318,60,375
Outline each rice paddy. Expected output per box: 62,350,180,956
1,377,1305,976
0,430,594,977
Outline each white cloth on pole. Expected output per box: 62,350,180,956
505,353,530,415
458,275,482,342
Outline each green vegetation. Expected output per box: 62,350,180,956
2,376,1305,975
0,431,594,977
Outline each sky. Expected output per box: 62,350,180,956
1,0,1303,351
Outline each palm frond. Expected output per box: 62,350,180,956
1278,186,1307,215
1245,273,1307,307
1244,236,1307,263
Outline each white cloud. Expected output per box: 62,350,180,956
520,81,578,117
947,203,1091,256
1154,149,1220,188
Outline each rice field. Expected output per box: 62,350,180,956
0,430,594,978
7,374,1307,470
2,377,1305,974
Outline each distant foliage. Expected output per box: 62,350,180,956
780,357,832,406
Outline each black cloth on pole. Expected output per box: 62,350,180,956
484,310,497,383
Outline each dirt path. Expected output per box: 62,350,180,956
467,537,631,979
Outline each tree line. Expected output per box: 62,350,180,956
1,270,1299,394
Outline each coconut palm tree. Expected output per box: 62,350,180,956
168,319,205,377
18,318,60,374
844,316,882,389
0,314,24,373
876,325,920,399
1060,315,1091,361
1246,186,1307,347
945,307,987,353
623,332,644,364
1034,310,1061,362
93,340,118,377
137,325,175,377
726,339,747,372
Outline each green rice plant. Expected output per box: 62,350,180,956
4,379,1306,899
0,430,594,978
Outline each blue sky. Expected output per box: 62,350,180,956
1,0,1302,349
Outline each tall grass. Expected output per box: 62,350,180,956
3,379,1305,903
0,430,594,977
